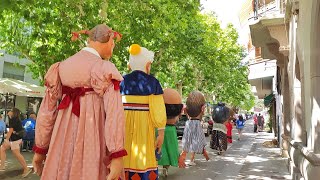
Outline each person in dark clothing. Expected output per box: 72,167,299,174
253,114,258,133
0,108,32,177
252,0,259,20
257,113,264,131
210,103,230,155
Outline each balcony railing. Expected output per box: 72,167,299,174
248,0,286,21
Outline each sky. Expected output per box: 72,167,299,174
201,0,249,45
200,0,247,28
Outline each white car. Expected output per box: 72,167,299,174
201,120,209,137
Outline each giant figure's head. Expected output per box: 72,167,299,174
163,88,183,120
186,91,206,118
71,24,122,60
128,44,154,74
212,102,230,124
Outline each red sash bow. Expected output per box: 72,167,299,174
57,86,94,117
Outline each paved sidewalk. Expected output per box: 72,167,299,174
0,118,290,179
159,119,291,180
236,131,290,180
0,151,38,180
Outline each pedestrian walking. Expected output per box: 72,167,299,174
257,113,264,132
236,115,245,140
226,118,233,144
179,91,210,167
0,108,32,178
261,115,265,130
253,114,258,133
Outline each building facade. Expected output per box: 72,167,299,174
0,50,40,85
246,0,320,179
0,50,41,114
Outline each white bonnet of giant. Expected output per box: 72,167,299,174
128,44,154,71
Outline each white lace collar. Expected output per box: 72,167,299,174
82,47,101,58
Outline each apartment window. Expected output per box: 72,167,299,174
3,62,25,81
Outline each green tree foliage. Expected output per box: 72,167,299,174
0,0,255,110
0,0,105,81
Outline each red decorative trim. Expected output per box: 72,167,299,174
124,167,158,172
33,145,48,155
123,103,149,107
71,32,80,41
112,31,122,42
57,86,94,117
114,31,122,38
71,32,79,38
111,79,121,91
110,149,127,159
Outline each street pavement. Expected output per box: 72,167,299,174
0,118,290,180
159,119,291,180
0,150,37,180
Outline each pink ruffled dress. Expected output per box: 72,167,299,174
34,48,127,180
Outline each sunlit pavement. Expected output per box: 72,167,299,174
159,119,291,180
0,119,291,180
0,151,38,180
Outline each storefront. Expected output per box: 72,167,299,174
0,78,45,120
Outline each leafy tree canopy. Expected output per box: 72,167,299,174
0,0,255,110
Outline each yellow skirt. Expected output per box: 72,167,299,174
122,95,166,172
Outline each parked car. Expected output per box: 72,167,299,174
176,114,188,137
203,115,214,135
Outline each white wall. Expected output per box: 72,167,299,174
248,60,277,80
0,50,40,85
295,0,313,149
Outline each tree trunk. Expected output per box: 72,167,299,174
176,82,183,96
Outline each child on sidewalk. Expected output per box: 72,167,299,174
236,115,245,140
158,88,184,177
226,109,235,144
179,91,209,167
210,103,230,155
225,118,233,144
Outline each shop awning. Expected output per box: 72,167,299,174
264,93,274,106
0,78,45,97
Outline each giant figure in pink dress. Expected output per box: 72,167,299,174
32,24,127,180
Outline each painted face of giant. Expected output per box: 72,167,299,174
101,38,115,60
